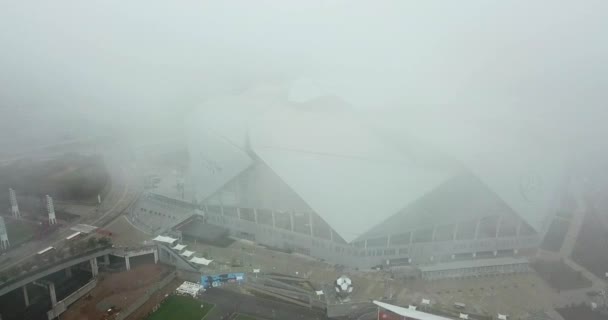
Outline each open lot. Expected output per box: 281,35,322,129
5,218,39,245
146,295,213,320
61,264,171,320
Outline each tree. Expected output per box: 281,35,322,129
98,237,111,247
87,238,97,248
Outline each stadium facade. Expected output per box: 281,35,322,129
186,87,569,270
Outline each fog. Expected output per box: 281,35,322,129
1,1,607,165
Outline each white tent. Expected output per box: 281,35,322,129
172,244,187,251
181,250,194,258
189,257,213,266
153,235,177,245
175,281,203,297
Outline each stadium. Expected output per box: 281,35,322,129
178,85,570,271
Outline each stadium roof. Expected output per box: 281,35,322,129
367,109,570,234
373,300,453,320
191,89,567,242
403,123,569,233
187,87,284,202
249,98,453,242
358,174,521,240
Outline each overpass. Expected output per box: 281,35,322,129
111,246,158,270
0,245,160,320
0,247,112,297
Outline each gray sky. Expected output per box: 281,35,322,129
0,1,607,159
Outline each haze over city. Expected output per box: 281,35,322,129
0,2,607,320
1,1,607,155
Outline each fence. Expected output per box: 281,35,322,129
117,271,177,320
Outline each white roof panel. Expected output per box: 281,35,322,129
172,244,187,251
153,235,177,244
181,250,194,257
189,257,213,265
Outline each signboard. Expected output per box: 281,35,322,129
201,273,246,289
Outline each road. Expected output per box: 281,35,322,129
0,148,142,272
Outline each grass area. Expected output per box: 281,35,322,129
6,219,39,245
146,295,213,320
235,315,261,320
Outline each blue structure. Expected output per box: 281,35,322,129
201,272,245,289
